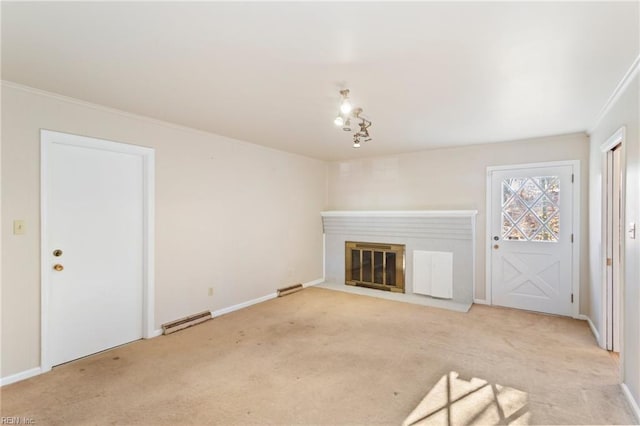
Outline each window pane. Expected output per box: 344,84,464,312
532,195,558,222
501,176,559,242
503,197,527,222
517,179,543,206
505,226,526,241
518,211,543,239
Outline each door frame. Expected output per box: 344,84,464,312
485,160,581,318
600,126,626,351
40,129,155,372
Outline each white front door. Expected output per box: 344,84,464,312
489,164,575,316
42,130,152,368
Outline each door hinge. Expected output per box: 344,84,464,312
571,173,574,183
571,293,574,303
571,234,574,243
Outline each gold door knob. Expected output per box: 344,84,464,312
493,244,499,250
53,264,64,271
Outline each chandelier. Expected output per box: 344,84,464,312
333,89,372,148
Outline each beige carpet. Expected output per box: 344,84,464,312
1,287,635,425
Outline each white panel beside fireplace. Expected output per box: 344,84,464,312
413,250,453,299
321,210,477,305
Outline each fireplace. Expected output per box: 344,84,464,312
345,241,405,293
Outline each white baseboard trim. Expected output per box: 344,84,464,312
2,280,323,385
212,292,277,318
303,278,324,287
621,383,640,424
147,329,163,338
212,279,323,318
576,314,603,347
473,298,490,305
0,367,42,387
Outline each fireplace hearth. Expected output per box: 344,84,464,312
345,241,405,293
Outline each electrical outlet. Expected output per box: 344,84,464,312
208,287,214,296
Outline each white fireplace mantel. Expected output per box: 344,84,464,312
320,210,477,309
321,210,478,241
321,210,478,218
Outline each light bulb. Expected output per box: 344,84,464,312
334,116,344,126
340,99,352,114
353,142,361,148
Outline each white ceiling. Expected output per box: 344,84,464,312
2,2,639,161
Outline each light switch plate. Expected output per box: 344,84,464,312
13,220,25,235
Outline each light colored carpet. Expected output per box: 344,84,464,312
1,287,635,425
316,281,471,312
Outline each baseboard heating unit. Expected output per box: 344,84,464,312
278,283,303,297
161,311,212,335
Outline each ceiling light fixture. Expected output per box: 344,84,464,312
334,89,373,148
339,89,352,114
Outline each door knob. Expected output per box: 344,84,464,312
53,264,64,271
53,249,63,257
493,244,499,250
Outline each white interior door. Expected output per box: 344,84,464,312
489,164,575,316
43,131,150,367
605,145,622,352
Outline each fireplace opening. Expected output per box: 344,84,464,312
345,241,405,293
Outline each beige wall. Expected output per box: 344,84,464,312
1,83,327,378
588,73,640,408
0,81,607,387
327,133,590,307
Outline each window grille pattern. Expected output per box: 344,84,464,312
502,176,559,242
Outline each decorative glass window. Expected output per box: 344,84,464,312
502,176,559,242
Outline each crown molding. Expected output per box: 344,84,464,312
588,54,640,135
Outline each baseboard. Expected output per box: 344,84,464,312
212,279,323,318
148,329,163,338
0,367,42,387
303,278,324,288
2,281,322,385
473,298,489,305
576,314,603,347
212,292,277,318
586,317,600,345
621,383,640,424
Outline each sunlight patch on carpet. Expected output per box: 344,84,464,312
402,371,530,425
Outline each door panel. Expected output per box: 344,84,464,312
612,147,621,351
45,135,144,366
490,165,574,316
605,145,622,352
